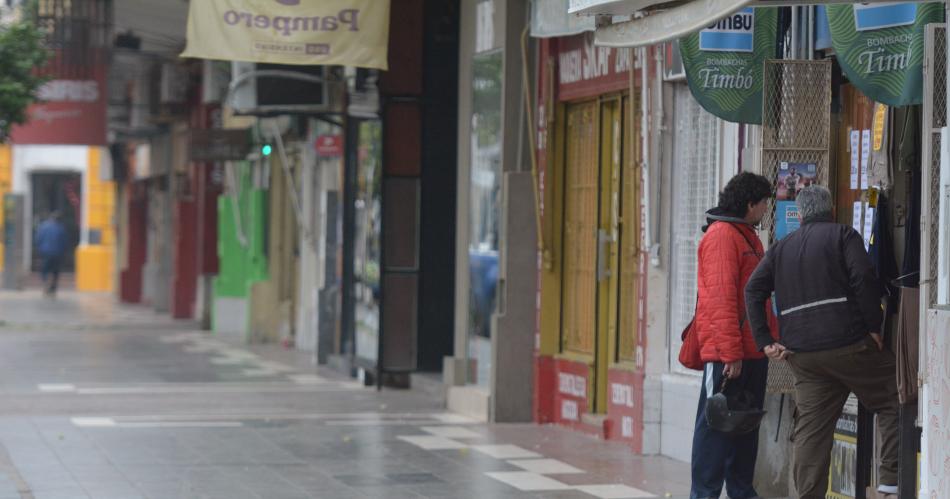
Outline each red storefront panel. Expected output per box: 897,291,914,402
605,368,645,452
552,358,590,428
555,33,637,102
11,64,108,146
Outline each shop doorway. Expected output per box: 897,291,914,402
560,94,636,414
30,172,82,273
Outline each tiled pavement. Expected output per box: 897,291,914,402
0,290,691,499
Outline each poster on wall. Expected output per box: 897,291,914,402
853,201,864,235
827,394,859,499
826,3,945,107
860,130,871,189
679,7,779,124
777,162,817,201
850,130,860,189
827,412,858,498
775,201,801,240
775,201,800,240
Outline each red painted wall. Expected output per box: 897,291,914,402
171,103,219,320
120,183,147,303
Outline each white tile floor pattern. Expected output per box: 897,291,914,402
397,429,658,498
507,458,585,474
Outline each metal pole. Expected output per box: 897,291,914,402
340,115,359,372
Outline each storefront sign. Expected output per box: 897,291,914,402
595,0,754,48
679,7,778,124
11,70,108,146
189,129,252,161
826,2,944,107
181,0,391,70
314,134,343,156
556,34,635,101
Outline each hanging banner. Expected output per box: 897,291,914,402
679,8,778,124
181,0,390,70
826,3,944,107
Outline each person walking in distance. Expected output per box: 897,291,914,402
690,172,778,499
35,211,68,296
745,186,898,498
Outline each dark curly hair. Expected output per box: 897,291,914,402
717,172,772,217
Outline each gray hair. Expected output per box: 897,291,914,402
796,185,833,221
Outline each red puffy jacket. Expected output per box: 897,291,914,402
695,216,778,363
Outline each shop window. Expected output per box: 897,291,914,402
467,49,503,386
354,120,383,365
668,84,722,374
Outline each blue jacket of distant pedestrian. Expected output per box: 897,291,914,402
35,219,68,258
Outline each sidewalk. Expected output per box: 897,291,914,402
0,290,691,499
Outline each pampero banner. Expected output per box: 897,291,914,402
181,0,390,69
827,2,944,107
679,7,778,124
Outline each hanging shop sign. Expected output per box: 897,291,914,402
826,2,944,107
679,7,778,124
181,0,390,70
189,129,252,162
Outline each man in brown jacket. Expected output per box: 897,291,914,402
744,186,898,498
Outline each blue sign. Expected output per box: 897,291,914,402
775,201,801,240
700,8,755,52
853,3,917,31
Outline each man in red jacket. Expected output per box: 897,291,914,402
691,172,777,499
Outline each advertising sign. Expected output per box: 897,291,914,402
11,66,108,146
679,8,778,124
827,395,859,499
826,2,944,107
776,162,817,201
314,134,343,157
181,0,391,70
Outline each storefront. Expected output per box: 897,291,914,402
559,0,950,496
533,28,648,449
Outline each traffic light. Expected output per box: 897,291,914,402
261,144,273,156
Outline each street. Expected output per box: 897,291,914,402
0,291,689,499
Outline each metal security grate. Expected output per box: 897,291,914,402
668,84,721,373
923,25,946,308
760,60,832,393
34,0,112,79
562,101,599,356
760,60,832,243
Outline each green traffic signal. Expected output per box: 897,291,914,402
261,144,273,156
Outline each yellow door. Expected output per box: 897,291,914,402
562,101,599,363
561,97,630,414
617,95,642,365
